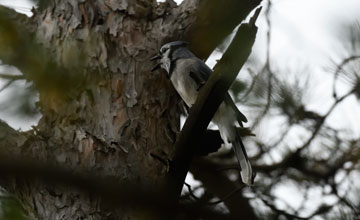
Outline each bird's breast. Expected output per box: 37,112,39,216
170,59,199,107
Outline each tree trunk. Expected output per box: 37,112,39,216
4,0,189,219
0,0,260,219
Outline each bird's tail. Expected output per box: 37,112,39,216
232,127,254,186
213,103,254,186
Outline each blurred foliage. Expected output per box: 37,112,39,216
0,10,85,93
0,4,90,118
0,190,26,220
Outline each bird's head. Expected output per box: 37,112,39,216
151,41,190,74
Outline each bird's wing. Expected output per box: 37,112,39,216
189,59,211,89
224,92,248,125
190,59,248,125
195,59,212,81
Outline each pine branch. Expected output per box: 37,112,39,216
165,7,261,205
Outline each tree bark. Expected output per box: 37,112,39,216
0,0,260,219
2,1,184,219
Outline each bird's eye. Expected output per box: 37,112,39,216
160,47,169,54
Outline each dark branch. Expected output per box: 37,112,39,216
165,7,261,205
191,158,258,220
196,129,223,156
0,120,27,155
197,128,254,156
0,153,231,220
0,5,35,32
186,0,262,59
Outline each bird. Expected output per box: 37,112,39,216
151,41,254,186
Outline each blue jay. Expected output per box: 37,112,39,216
151,41,254,186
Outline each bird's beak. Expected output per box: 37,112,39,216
150,54,162,72
151,63,161,72
150,54,161,61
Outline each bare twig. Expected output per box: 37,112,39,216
0,79,14,92
184,182,245,205
251,1,274,129
0,74,24,92
238,68,260,102
0,73,24,80
252,89,354,175
191,158,258,220
332,55,360,98
260,197,308,220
